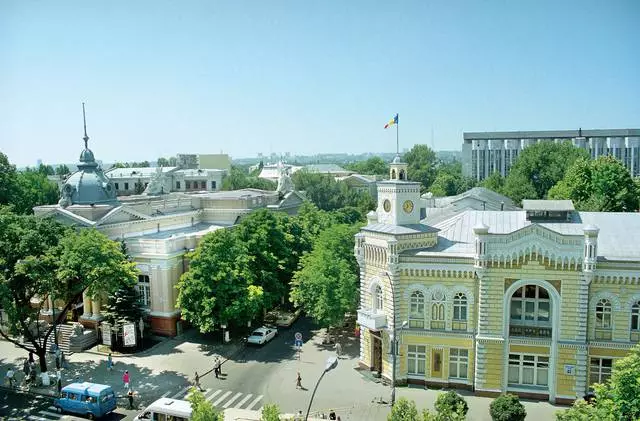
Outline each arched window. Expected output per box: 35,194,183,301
399,169,406,180
632,301,640,342
509,285,551,338
374,285,383,311
595,298,612,340
452,292,467,331
391,169,397,180
430,290,445,330
409,291,425,328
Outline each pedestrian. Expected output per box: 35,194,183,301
335,342,342,357
127,390,134,409
214,358,220,378
56,369,62,394
28,352,34,364
329,409,336,420
60,350,66,369
55,348,61,370
295,372,302,389
122,370,130,390
107,353,113,372
194,371,203,391
23,359,29,377
336,416,341,421
5,368,15,388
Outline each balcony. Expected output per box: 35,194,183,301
509,325,552,338
357,308,387,330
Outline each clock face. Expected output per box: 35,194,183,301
383,199,391,212
403,200,414,214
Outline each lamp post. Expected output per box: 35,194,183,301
382,271,406,407
304,355,338,421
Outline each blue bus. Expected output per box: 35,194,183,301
54,382,117,419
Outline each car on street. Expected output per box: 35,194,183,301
246,326,277,345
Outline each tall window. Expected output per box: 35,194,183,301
595,299,612,340
452,292,467,331
374,285,383,311
176,181,181,189
137,275,151,308
449,348,468,379
409,291,425,328
431,290,445,330
186,181,191,189
407,345,426,376
589,358,612,385
211,181,217,190
124,182,129,190
508,354,549,387
509,285,551,337
200,181,206,189
114,182,119,190
632,301,640,342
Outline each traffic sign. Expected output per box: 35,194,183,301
295,332,302,341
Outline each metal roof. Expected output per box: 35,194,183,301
362,223,439,235
522,200,575,211
463,128,640,141
105,167,178,178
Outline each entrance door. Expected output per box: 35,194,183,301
371,334,382,373
432,349,443,378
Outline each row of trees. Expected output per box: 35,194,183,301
0,207,138,371
176,203,364,333
0,153,60,214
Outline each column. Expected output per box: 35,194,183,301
82,291,92,318
91,298,102,320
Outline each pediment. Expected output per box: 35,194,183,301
42,208,95,227
96,206,151,226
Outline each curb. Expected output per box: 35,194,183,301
0,384,56,399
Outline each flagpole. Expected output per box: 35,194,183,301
396,114,399,155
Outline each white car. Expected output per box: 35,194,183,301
246,326,277,345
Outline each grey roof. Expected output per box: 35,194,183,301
105,167,178,178
463,128,640,141
127,222,226,240
304,164,352,174
59,146,118,206
522,200,575,211
362,223,439,235
416,209,640,260
176,168,226,176
192,188,276,200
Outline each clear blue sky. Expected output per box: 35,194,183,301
1,0,639,167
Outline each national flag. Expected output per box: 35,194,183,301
384,114,398,129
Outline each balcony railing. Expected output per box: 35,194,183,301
357,308,387,330
509,325,552,338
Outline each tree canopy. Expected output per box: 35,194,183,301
428,162,475,197
222,166,276,191
404,145,438,192
549,156,639,212
292,169,375,214
344,156,389,176
55,164,71,176
187,388,223,421
0,152,60,214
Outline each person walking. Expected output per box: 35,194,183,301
5,368,15,388
329,409,336,420
56,369,62,395
127,390,135,409
335,342,342,357
107,353,113,372
28,352,34,364
295,372,302,389
214,358,220,378
23,359,29,377
55,348,61,370
122,370,130,390
194,371,203,391
60,350,66,369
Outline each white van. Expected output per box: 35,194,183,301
133,397,192,421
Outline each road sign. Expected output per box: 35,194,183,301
295,332,302,341
295,339,303,348
123,323,136,347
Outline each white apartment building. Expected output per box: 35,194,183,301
462,129,640,181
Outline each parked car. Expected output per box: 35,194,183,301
246,326,277,345
54,382,116,419
133,398,192,420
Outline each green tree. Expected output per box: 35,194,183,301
0,152,18,206
13,170,60,214
489,394,526,421
294,202,334,241
502,141,589,202
156,157,170,167
404,145,437,192
549,156,639,212
187,388,223,421
292,169,373,213
428,161,475,197
555,399,608,421
55,164,71,176
260,403,281,421
134,178,146,195
111,162,129,168
388,397,420,421
434,391,468,417
176,229,264,333
222,166,276,191
290,224,360,328
37,164,55,176
0,221,137,371
345,156,389,176
480,171,505,193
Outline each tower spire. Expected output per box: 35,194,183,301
82,102,89,149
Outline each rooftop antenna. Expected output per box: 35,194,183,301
82,102,89,149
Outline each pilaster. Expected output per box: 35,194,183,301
81,291,92,319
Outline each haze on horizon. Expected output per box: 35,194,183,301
1,0,639,167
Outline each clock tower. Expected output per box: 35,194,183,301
377,155,421,226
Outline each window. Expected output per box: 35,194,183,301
176,181,181,189
409,291,425,328
508,354,549,387
449,348,468,379
509,285,551,337
114,182,119,190
590,358,612,385
211,181,216,190
185,181,191,189
632,301,640,342
407,345,426,376
124,182,129,190
200,181,206,189
430,290,445,330
453,292,467,331
137,275,151,308
595,299,612,340
374,285,383,311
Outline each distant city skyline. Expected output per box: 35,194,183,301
1,0,639,167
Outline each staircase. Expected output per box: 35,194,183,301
20,324,77,355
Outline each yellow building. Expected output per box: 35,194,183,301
355,156,640,404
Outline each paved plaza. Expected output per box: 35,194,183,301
0,319,565,420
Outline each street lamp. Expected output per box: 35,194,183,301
304,355,338,421
382,271,405,407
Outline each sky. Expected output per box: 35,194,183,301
1,1,639,167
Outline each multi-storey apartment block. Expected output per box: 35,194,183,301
356,158,640,404
461,129,640,181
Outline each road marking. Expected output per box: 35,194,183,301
47,406,58,411
171,386,190,399
222,392,243,408
39,410,60,417
235,394,252,408
206,389,222,401
212,390,232,406
161,391,170,397
246,394,263,410
27,416,50,421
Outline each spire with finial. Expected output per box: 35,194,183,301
82,102,89,149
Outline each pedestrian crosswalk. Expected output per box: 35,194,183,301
164,387,264,411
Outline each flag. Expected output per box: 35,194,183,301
384,114,398,129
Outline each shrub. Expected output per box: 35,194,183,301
489,394,526,421
388,397,420,421
261,403,281,421
435,391,469,415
